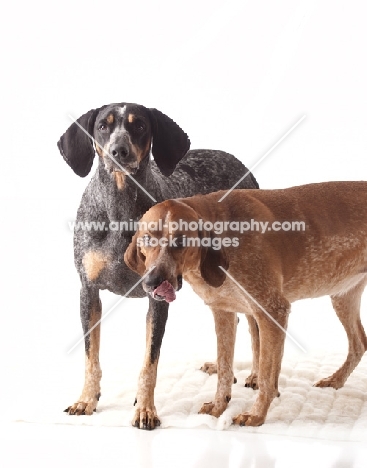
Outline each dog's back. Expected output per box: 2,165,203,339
180,181,367,301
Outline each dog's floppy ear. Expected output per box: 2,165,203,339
57,107,102,177
200,233,229,288
148,108,190,177
124,232,147,276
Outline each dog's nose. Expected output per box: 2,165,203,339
144,272,165,290
110,143,129,160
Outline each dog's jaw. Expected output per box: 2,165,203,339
153,280,176,302
143,275,183,303
108,163,139,191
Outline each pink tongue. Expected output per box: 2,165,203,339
153,280,176,303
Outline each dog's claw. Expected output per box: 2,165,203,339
314,375,343,390
201,362,237,383
64,398,98,416
200,362,217,375
233,412,265,427
132,408,161,430
199,400,228,417
244,373,259,390
244,382,258,389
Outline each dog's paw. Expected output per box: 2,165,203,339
64,391,101,415
132,408,161,430
200,362,218,375
313,375,344,390
64,400,97,416
200,362,237,383
198,398,229,418
199,401,216,415
232,412,265,427
244,372,258,390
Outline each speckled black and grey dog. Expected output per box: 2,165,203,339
57,102,259,429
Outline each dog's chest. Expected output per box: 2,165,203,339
78,231,146,297
184,271,252,313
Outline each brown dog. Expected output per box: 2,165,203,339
124,182,367,426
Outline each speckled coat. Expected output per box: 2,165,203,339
57,102,259,428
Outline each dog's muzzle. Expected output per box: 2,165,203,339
105,142,139,175
110,163,139,176
144,275,182,303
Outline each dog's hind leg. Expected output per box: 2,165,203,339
132,296,168,430
314,278,367,389
245,314,260,390
65,285,102,415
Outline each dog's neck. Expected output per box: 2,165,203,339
96,156,159,225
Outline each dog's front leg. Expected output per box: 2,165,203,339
244,314,260,390
65,285,102,415
199,308,237,417
201,315,240,378
233,300,290,427
132,296,168,430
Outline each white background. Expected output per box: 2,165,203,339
1,0,367,466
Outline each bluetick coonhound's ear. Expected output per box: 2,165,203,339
200,233,229,288
124,233,146,277
57,108,102,177
148,108,191,177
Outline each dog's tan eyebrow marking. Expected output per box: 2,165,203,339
145,230,163,238
106,114,114,124
128,114,135,123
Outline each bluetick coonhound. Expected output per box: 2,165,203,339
57,102,258,429
125,182,367,426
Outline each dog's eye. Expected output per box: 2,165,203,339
133,120,146,133
173,236,185,248
143,234,151,246
138,235,152,248
98,123,109,132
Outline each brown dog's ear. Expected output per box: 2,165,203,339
148,108,190,177
124,233,146,276
200,234,229,288
57,107,103,177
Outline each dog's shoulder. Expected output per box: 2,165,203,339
174,150,259,189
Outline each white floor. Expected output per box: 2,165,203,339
2,422,366,468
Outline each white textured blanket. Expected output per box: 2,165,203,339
15,353,367,441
